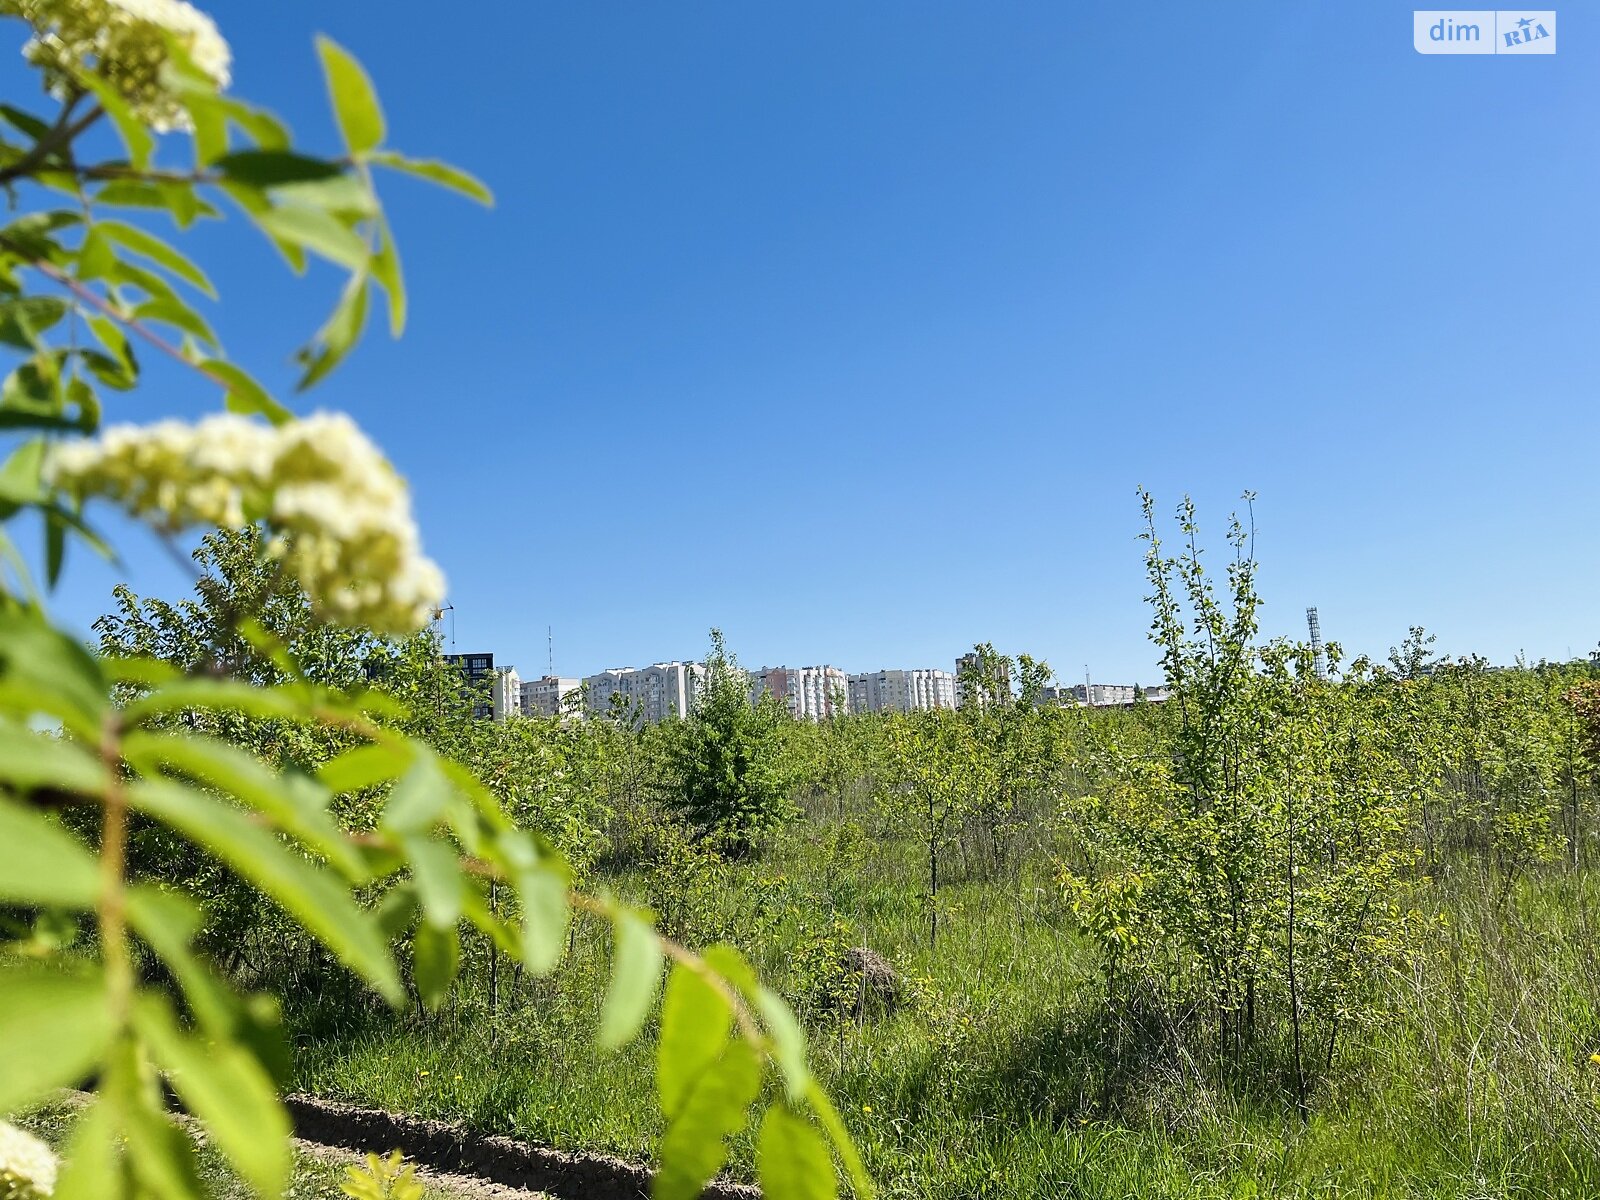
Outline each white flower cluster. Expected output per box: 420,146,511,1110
1,0,230,131
50,413,447,636
0,1121,56,1200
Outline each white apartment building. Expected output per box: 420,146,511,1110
1056,682,1169,708
490,666,522,721
749,665,849,720
847,668,957,714
582,661,704,724
521,674,581,719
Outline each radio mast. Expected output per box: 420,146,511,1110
1306,606,1327,678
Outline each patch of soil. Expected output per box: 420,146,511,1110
286,1095,761,1200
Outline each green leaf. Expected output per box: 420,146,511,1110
0,104,51,140
296,271,369,391
0,359,60,423
43,505,65,583
214,98,290,151
77,74,154,170
129,778,404,1004
0,963,112,1111
460,880,519,956
403,834,465,929
121,1062,207,1200
0,723,104,800
0,795,101,907
122,730,368,880
129,296,218,348
106,257,185,308
85,313,138,380
104,654,179,688
374,882,420,941
411,920,460,1010
95,179,220,226
317,37,386,156
52,1095,126,1200
122,677,307,725
757,1105,838,1200
803,1080,874,1200
0,436,46,508
371,218,405,335
253,204,368,271
214,150,342,186
655,1038,762,1200
219,179,306,270
272,171,378,218
371,151,493,205
0,612,107,738
0,296,67,349
514,854,570,976
96,220,216,296
318,740,413,794
126,885,232,1029
76,226,116,281
755,986,809,1102
381,751,453,833
657,961,734,1119
135,992,290,1199
703,943,760,1000
600,906,664,1048
199,358,292,425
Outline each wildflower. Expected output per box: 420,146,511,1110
1,0,230,130
0,1120,57,1199
1589,1053,1600,1067
860,1105,872,1114
49,413,446,635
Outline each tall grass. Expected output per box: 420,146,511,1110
284,790,1600,1199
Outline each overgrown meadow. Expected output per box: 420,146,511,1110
104,524,1600,1199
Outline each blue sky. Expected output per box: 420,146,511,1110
21,3,1600,683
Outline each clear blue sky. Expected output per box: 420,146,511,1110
23,3,1600,684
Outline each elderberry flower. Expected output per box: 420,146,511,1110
1,0,230,131
49,412,446,636
0,1121,56,1200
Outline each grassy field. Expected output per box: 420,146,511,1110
287,791,1600,1200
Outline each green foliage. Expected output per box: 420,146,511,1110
340,1152,423,1200
0,10,861,1199
662,630,799,854
1058,492,1426,1105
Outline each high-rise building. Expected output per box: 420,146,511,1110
749,665,849,720
847,668,957,714
444,651,497,719
490,666,522,721
521,674,581,719
582,661,705,725
956,649,1012,709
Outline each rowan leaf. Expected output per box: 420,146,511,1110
599,905,664,1048
757,1105,838,1200
317,37,386,155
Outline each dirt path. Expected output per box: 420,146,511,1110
292,1136,552,1199
285,1094,759,1200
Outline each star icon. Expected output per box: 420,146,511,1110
1517,16,1533,28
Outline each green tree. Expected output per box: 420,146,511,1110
664,629,797,855
878,708,987,946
